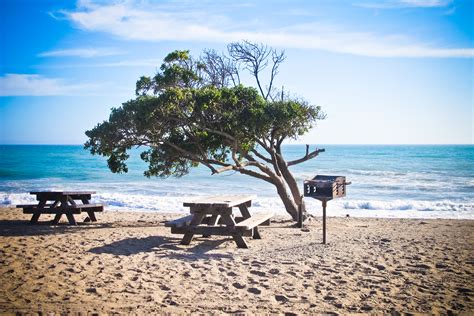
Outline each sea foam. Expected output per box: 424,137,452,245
2,192,473,220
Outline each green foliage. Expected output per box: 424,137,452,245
85,47,324,178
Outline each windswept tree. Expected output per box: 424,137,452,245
85,41,325,221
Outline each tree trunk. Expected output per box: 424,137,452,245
274,178,299,221
275,150,307,221
276,153,303,206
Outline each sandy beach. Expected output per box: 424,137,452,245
0,207,472,315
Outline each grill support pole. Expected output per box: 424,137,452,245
322,199,327,244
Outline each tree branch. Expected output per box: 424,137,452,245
287,148,325,166
265,50,285,100
162,141,220,174
238,168,274,184
250,148,272,163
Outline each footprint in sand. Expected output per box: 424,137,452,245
250,270,266,277
232,282,246,289
275,294,289,303
247,287,262,294
160,285,171,291
251,260,265,267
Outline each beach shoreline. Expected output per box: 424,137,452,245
1,207,473,314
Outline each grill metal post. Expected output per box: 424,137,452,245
303,174,351,245
322,199,327,244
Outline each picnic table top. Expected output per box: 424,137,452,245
30,191,96,196
183,195,257,208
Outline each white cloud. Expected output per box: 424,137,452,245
94,58,163,67
0,74,99,96
61,1,473,58
39,48,125,58
355,0,453,9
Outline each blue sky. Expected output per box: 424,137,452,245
0,0,472,144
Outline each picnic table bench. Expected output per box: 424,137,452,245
16,191,104,225
166,195,273,248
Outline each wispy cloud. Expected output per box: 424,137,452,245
91,58,163,67
61,1,473,58
0,74,100,96
355,0,453,9
39,48,125,58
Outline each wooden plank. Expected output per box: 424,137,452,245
183,195,256,208
171,226,253,237
22,204,103,214
70,203,104,210
235,212,274,231
30,192,94,202
171,225,245,236
165,215,195,228
17,203,54,208
190,207,232,216
23,209,82,214
30,191,96,195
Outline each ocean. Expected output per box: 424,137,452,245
0,145,473,219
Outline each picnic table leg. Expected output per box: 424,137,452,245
52,213,63,224
86,211,97,222
239,204,261,239
181,213,205,245
238,204,251,218
60,197,77,225
80,198,97,222
67,196,77,206
220,213,248,249
30,213,41,224
202,214,220,238
51,199,62,224
29,200,46,224
65,213,77,225
252,227,262,239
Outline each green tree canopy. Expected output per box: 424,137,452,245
85,42,325,220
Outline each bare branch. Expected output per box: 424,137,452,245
228,41,285,100
200,49,240,87
265,49,285,100
228,41,269,99
287,148,326,166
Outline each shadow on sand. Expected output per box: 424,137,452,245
89,236,235,260
0,219,114,237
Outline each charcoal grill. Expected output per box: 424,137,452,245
302,175,351,244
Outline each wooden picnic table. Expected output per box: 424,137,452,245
166,195,273,248
17,191,104,225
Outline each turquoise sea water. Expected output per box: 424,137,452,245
0,145,473,219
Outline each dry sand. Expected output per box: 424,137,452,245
0,207,473,315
